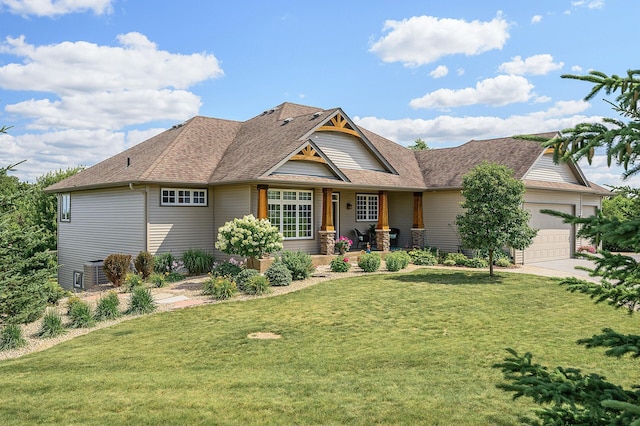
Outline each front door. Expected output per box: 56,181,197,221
332,192,340,238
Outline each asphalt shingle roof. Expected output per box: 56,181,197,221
45,104,607,196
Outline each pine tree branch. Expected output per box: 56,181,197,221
577,328,640,358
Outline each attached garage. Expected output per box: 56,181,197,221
522,203,574,263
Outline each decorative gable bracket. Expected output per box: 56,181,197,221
317,112,360,138
290,145,326,164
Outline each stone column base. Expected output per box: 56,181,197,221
319,230,337,255
410,228,427,249
375,229,390,252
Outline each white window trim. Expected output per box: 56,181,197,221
356,193,378,222
60,193,71,222
267,188,314,240
161,188,208,206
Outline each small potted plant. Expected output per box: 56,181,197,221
335,236,353,254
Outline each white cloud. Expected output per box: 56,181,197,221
0,129,126,181
0,32,224,181
0,33,223,94
456,68,465,76
354,100,600,150
409,75,534,109
498,54,564,75
571,65,583,72
572,0,605,9
369,12,510,67
531,15,543,23
0,0,113,17
6,90,202,130
430,65,448,78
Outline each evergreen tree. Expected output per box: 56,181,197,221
408,137,430,150
495,69,640,424
455,162,537,276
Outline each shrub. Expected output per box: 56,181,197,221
444,252,469,266
330,256,352,273
202,275,237,300
103,253,132,287
464,257,489,268
94,291,121,321
154,252,175,273
0,324,26,350
244,275,270,295
68,300,96,328
134,251,154,279
37,310,66,338
127,287,156,315
43,280,69,305
495,257,512,267
211,258,244,279
149,272,167,288
216,214,283,258
165,271,185,283
235,269,259,291
408,248,438,266
358,253,381,272
123,273,145,293
264,261,292,287
182,249,214,275
279,250,314,280
66,295,82,315
385,251,410,272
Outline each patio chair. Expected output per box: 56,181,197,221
353,228,370,249
390,228,400,248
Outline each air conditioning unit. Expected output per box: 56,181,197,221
83,260,109,288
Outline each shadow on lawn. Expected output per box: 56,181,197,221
387,269,506,285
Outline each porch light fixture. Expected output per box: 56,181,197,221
346,202,352,210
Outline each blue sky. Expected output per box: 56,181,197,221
0,0,636,188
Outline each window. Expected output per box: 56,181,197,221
356,194,378,221
267,189,313,239
60,193,71,222
161,188,207,206
73,271,84,289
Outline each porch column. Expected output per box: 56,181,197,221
319,188,336,255
411,191,427,249
376,190,390,251
257,185,268,220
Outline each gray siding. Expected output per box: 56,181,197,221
213,185,252,260
423,190,464,253
271,161,338,179
388,192,414,249
57,188,145,290
147,186,215,257
525,154,579,183
310,132,386,171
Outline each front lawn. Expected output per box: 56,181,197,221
1,269,638,425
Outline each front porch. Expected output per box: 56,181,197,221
256,186,428,256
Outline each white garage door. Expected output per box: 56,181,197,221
523,203,574,263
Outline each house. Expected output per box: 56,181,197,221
45,102,609,289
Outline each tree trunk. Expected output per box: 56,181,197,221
489,250,494,277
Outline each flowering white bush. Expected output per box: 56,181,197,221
215,214,283,258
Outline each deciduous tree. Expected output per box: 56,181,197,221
455,162,537,276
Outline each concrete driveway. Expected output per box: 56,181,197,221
523,258,599,281
519,253,639,282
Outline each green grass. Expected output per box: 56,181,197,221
1,269,639,425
